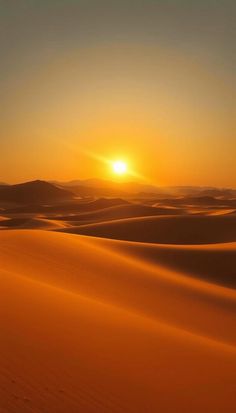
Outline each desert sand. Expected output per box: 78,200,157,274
0,227,236,412
1,182,236,412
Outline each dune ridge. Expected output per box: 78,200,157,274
1,230,236,342
57,214,236,244
54,203,183,223
0,217,67,230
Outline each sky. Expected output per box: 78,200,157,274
0,0,235,186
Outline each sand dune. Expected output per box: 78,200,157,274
0,217,67,230
58,214,236,244
0,180,74,204
2,197,128,216
0,230,236,412
56,203,184,226
99,238,236,289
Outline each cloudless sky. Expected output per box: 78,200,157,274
1,0,235,186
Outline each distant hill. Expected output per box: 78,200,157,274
52,179,236,199
52,179,175,198
59,184,128,198
0,180,74,204
195,188,236,198
3,179,236,204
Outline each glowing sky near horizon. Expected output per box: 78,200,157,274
1,0,235,186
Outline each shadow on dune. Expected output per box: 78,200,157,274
1,230,236,345
0,217,65,230
57,214,236,245
56,203,184,224
102,240,236,289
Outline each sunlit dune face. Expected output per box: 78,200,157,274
112,160,127,175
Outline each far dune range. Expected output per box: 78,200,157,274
1,180,236,412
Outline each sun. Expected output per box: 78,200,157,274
112,160,127,175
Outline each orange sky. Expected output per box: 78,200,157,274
1,1,235,186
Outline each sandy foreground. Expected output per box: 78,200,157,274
0,229,236,412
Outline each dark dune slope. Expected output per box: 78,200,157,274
58,214,236,245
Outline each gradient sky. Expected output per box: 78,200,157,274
1,0,235,186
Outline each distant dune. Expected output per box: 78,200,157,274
0,230,236,412
54,179,236,199
56,203,184,225
58,214,236,244
154,196,236,208
2,197,129,215
0,180,74,205
0,217,67,230
53,178,161,198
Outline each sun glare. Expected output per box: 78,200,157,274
112,160,127,175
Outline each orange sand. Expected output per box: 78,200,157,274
0,230,236,412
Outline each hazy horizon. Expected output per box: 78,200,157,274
2,177,236,191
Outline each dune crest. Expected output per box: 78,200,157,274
58,214,236,244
